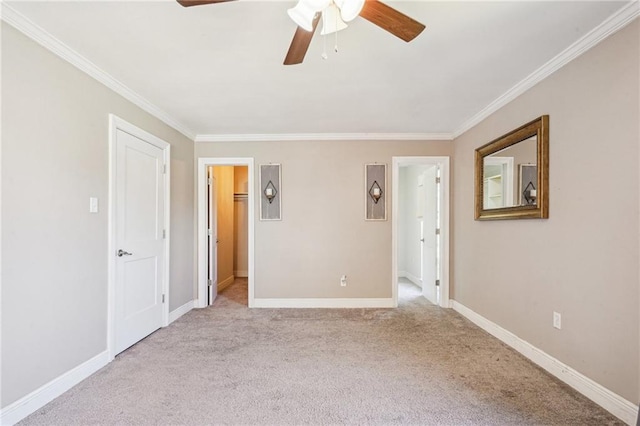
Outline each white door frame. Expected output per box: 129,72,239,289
197,158,255,308
392,156,450,308
207,167,217,305
107,115,171,360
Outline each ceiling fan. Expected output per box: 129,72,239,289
177,0,425,65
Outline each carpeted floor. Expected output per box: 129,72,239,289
20,278,623,425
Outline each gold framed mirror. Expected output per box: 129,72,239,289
475,115,549,220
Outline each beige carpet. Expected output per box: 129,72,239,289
20,279,622,425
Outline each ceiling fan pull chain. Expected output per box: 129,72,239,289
322,35,328,60
334,10,339,53
321,12,328,59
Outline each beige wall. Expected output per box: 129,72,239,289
452,20,639,403
1,23,195,408
213,166,235,286
196,140,451,299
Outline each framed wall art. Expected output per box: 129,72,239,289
260,164,281,221
365,163,387,221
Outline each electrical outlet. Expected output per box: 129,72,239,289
553,312,562,329
340,275,347,287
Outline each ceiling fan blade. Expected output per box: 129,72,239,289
359,0,425,42
177,0,236,7
283,14,321,65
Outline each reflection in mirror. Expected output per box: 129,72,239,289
474,115,549,220
482,136,536,209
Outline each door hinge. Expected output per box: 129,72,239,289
208,279,213,287
435,280,440,287
436,177,441,184
163,164,167,174
162,229,166,239
207,228,212,236
435,228,441,235
162,294,166,303
207,177,212,186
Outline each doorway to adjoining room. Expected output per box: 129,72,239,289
206,165,249,306
392,157,449,308
198,158,255,308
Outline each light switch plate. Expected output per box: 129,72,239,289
89,197,99,213
553,311,561,329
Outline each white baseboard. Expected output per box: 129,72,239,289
168,300,194,324
0,350,110,426
398,270,422,287
252,298,394,308
234,270,248,278
451,300,639,425
217,275,235,292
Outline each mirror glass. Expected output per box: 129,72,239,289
475,115,549,220
482,135,537,209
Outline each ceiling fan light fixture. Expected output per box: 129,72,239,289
287,2,318,31
320,3,348,35
334,0,365,22
287,0,331,31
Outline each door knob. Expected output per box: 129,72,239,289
117,249,133,257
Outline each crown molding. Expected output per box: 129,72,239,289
195,133,454,142
3,1,636,144
1,3,197,141
453,1,640,139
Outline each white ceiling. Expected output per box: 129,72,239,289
4,0,631,139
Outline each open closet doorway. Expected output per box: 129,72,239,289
392,157,450,308
198,158,255,308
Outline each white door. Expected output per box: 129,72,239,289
421,166,438,304
115,128,166,355
207,167,218,305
